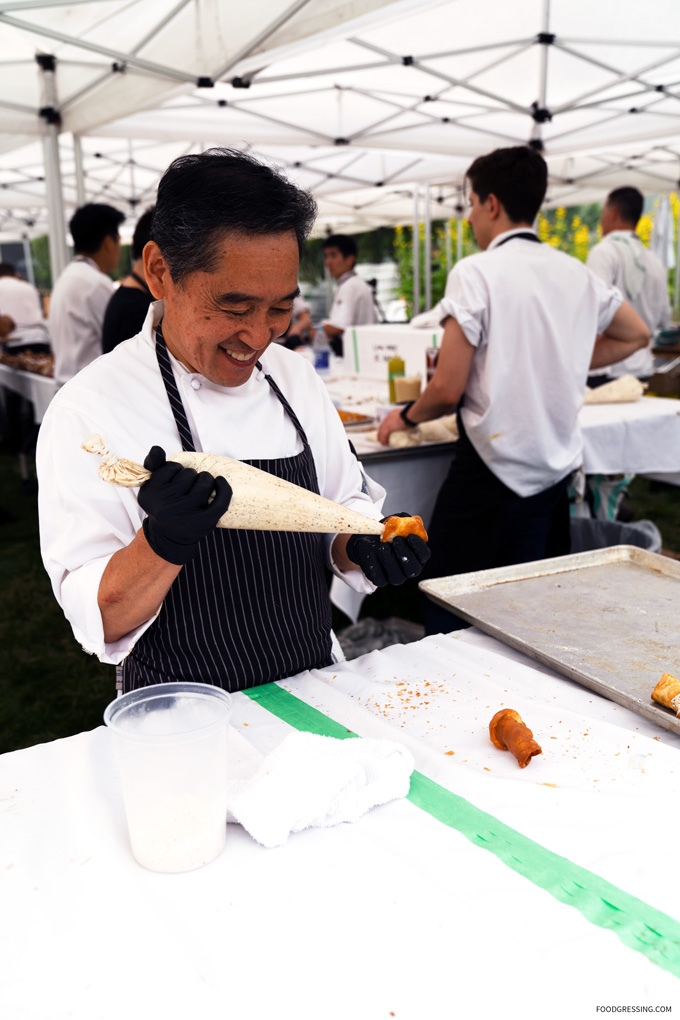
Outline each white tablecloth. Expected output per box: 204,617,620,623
580,397,680,475
328,372,680,477
0,363,57,422
2,630,679,1020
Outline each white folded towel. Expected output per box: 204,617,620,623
227,732,415,848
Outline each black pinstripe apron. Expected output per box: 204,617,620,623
121,328,333,694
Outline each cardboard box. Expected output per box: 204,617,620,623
647,370,680,398
341,324,443,381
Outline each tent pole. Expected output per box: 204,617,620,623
445,218,452,274
423,185,432,311
412,186,420,317
675,206,680,314
73,133,86,206
457,216,463,263
22,234,35,287
37,54,69,286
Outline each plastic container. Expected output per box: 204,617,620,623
312,333,332,376
569,518,662,555
104,682,232,873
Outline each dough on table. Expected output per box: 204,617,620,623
583,374,646,404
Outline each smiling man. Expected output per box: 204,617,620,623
37,149,429,693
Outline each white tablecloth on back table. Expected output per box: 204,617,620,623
2,629,679,1020
0,363,57,422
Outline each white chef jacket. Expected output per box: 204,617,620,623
439,228,622,497
587,231,670,378
325,271,378,332
0,275,49,348
36,301,385,665
49,256,114,386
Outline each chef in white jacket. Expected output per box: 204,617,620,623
587,187,670,384
321,234,378,357
37,149,429,694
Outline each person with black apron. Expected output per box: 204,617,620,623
378,145,649,634
102,208,155,354
37,149,430,693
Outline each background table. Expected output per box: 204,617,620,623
332,383,680,521
2,629,679,1020
0,363,57,422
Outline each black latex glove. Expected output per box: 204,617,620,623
138,446,233,565
346,512,431,588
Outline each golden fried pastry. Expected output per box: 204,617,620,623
651,673,680,716
380,514,428,544
489,709,542,769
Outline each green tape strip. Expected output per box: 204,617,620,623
245,683,680,978
351,328,359,373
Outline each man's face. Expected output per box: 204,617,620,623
323,245,355,279
600,201,616,236
466,189,494,250
101,233,122,274
147,230,299,388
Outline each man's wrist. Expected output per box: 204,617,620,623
399,401,418,427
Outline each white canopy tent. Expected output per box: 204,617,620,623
0,0,678,301
0,0,421,268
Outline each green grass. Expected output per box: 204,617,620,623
1,442,678,754
0,446,114,754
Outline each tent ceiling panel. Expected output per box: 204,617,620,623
356,0,541,54
0,0,410,138
550,0,679,40
0,0,679,240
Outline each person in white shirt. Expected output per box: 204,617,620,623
49,203,124,386
587,187,671,383
321,234,378,357
0,263,49,352
278,292,316,349
0,262,50,463
37,148,429,694
378,145,648,634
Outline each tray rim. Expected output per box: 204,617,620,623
419,544,680,601
419,545,680,736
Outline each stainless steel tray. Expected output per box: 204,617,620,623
420,546,680,735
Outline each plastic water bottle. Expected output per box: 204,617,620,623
313,331,332,377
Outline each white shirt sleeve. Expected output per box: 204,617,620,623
37,401,157,665
586,268,624,333
438,260,488,346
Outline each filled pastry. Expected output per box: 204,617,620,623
651,673,680,716
489,709,542,768
380,514,428,543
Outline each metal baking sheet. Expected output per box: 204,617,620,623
420,545,680,735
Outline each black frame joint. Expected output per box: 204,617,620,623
35,54,56,72
39,106,61,126
530,101,552,123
